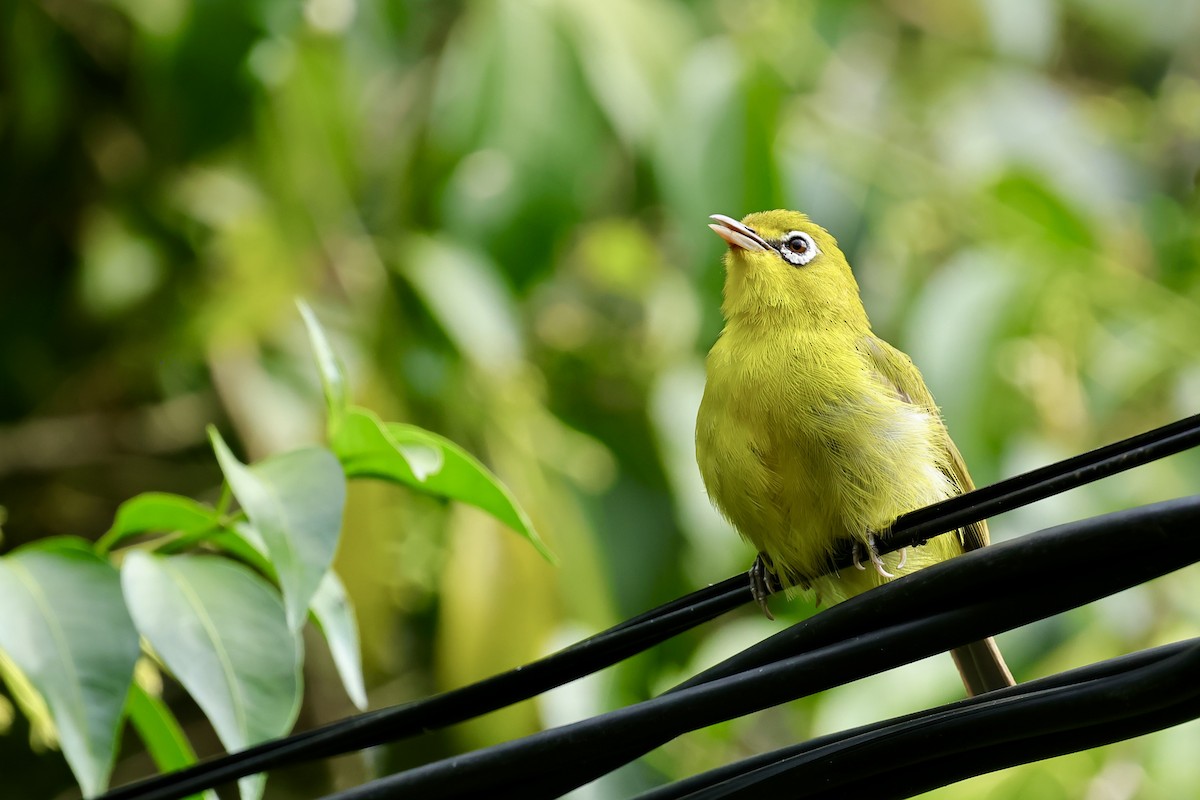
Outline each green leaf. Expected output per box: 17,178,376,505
209,429,347,630
121,552,302,800
0,543,140,797
403,237,524,375
126,678,218,800
309,571,367,710
298,299,349,429
213,523,274,574
98,493,218,555
991,171,1096,249
201,522,366,710
333,406,555,563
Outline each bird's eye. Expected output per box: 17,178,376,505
779,231,819,266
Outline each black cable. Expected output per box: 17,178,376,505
635,640,1199,799
97,577,748,800
98,413,1200,800
318,496,1200,800
644,640,1200,800
878,410,1200,554
673,491,1198,691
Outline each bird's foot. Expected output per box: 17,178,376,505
749,554,782,620
851,534,898,579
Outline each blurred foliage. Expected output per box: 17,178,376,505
2,0,1200,797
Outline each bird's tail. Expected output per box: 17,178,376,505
950,637,1014,696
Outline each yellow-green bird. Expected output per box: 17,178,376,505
697,209,1013,696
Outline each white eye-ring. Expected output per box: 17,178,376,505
779,231,819,266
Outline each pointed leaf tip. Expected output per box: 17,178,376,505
297,300,349,428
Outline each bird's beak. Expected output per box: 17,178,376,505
708,214,770,252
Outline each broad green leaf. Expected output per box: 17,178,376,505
209,429,347,630
297,299,348,428
126,675,218,800
121,552,301,800
332,406,438,483
333,406,554,562
209,521,365,709
98,493,218,554
309,571,367,710
213,523,273,574
0,542,140,797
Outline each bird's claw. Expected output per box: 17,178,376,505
852,534,897,579
749,554,782,620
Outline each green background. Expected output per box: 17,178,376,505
2,0,1200,797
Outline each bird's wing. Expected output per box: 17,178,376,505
859,335,989,551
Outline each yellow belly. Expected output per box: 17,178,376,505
696,337,962,603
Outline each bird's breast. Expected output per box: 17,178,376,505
696,330,956,579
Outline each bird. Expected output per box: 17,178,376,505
696,209,1013,696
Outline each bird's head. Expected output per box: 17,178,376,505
708,210,868,329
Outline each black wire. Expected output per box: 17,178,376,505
643,640,1200,800
97,577,748,800
635,640,1199,799
317,496,1200,800
877,410,1200,554
673,492,1199,691
98,413,1200,800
